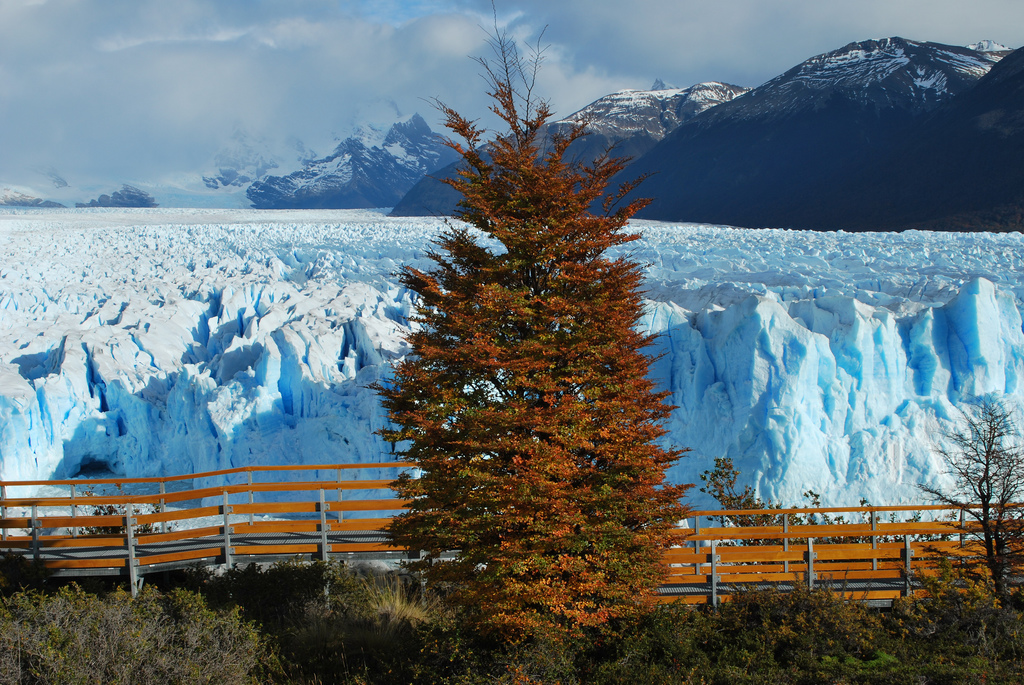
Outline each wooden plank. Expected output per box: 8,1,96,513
716,572,805,583
656,595,709,605
44,557,125,570
717,549,805,563
812,547,903,561
332,518,390,531
664,573,712,583
245,480,395,494
0,461,414,488
816,569,903,581
136,547,224,566
332,499,410,512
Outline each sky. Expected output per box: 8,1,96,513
2,0,1024,198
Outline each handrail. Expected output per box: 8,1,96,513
1,464,1015,605
0,461,416,488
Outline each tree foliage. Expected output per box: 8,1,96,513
920,397,1024,594
380,28,689,639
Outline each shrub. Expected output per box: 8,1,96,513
0,584,264,684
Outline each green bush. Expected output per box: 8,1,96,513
2,556,1021,683
0,584,265,684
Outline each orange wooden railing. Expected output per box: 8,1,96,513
664,505,987,605
0,465,1001,603
0,462,414,593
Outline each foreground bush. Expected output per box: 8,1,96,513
2,558,1021,683
0,585,265,684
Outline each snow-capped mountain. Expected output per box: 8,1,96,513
784,45,1024,231
628,38,1013,227
968,40,1012,54
705,37,1008,123
548,81,749,144
0,187,64,208
246,114,459,209
2,208,1024,508
390,82,747,217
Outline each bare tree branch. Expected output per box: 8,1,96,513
920,397,1024,594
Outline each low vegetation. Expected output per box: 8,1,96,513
1,554,1022,684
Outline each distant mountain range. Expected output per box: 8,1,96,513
4,36,1021,231
246,114,460,209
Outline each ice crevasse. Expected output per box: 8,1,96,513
1,209,1023,507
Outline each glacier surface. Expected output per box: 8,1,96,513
1,208,1023,507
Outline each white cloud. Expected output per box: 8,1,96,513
96,27,254,52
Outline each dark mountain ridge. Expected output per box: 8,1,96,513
626,37,1011,228
803,45,1024,231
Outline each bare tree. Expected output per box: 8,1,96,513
920,398,1024,595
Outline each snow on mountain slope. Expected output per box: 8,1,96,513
549,81,749,140
715,37,1005,122
1,187,64,208
246,114,459,209
1,209,1023,507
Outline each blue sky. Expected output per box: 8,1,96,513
2,0,1023,192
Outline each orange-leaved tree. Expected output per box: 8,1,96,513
379,31,689,640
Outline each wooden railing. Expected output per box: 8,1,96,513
664,505,983,605
0,462,414,594
0,465,998,604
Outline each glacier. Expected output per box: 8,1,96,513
1,208,1023,507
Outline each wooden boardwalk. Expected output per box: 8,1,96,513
0,463,988,603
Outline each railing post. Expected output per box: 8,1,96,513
805,537,816,590
693,515,701,554
125,502,140,597
31,504,40,564
247,471,254,527
69,484,78,538
871,510,878,571
709,540,719,607
222,491,233,568
903,535,914,597
1,483,6,542
959,508,966,548
158,482,166,534
319,489,330,562
342,471,350,524
782,515,790,573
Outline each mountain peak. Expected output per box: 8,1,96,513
712,36,1008,123
968,40,1012,53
